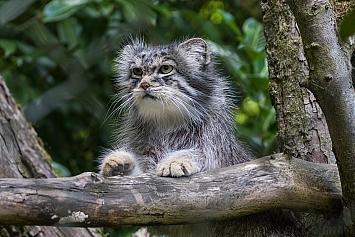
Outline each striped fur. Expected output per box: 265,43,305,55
99,38,303,237
100,38,252,177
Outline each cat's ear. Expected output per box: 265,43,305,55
177,38,211,66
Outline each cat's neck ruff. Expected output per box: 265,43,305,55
131,100,200,131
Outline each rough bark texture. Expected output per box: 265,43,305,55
262,0,355,236
0,154,342,227
286,2,355,236
261,0,335,165
0,75,101,237
261,3,337,234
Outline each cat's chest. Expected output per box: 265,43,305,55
128,126,199,155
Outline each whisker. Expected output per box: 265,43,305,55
167,96,188,118
102,92,135,126
162,88,204,118
165,91,203,122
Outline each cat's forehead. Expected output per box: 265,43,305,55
135,45,172,63
139,44,171,54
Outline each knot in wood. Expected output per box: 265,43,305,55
324,74,333,82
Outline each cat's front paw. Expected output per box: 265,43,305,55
156,157,198,177
101,151,136,177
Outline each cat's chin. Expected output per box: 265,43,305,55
142,94,157,100
134,98,188,125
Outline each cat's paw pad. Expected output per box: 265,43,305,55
156,158,197,177
101,152,135,177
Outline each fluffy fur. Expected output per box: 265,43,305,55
100,38,303,236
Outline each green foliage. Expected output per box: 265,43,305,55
231,18,276,156
340,7,355,41
0,0,274,179
104,227,140,237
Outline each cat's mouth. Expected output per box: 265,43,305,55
142,90,157,100
143,93,157,100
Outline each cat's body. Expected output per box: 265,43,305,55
100,38,302,237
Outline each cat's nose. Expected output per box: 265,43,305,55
140,82,150,90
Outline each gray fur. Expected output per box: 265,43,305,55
100,38,303,236
106,38,251,173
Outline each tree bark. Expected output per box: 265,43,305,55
286,1,355,235
0,154,342,227
0,75,101,237
262,0,355,236
261,1,337,236
261,0,335,165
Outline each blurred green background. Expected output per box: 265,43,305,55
0,0,276,177
0,0,276,235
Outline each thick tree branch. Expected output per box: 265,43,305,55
286,0,355,230
0,154,341,227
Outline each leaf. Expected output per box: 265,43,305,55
340,8,355,41
250,76,269,91
262,107,276,133
209,41,242,69
53,161,71,177
0,39,17,57
57,18,79,49
149,3,173,18
241,18,265,53
16,41,35,54
217,9,243,38
43,0,91,23
25,21,58,45
117,0,157,26
0,0,36,25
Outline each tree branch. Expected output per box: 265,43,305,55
0,154,341,227
286,0,355,229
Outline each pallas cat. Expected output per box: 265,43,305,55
100,38,302,237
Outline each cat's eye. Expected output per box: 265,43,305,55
160,65,173,74
132,68,143,76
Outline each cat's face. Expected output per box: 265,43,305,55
115,38,213,124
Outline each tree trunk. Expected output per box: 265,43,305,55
261,0,355,236
261,0,335,164
0,75,101,237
